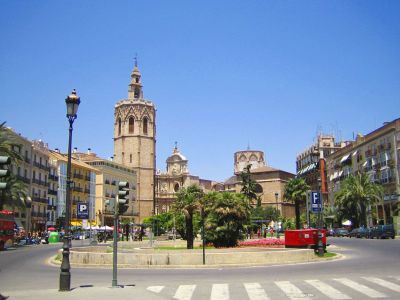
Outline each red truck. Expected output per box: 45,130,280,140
0,210,15,250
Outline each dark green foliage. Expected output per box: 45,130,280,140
284,177,310,229
203,192,251,248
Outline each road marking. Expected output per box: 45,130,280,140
147,285,164,293
210,284,229,300
173,285,196,300
334,278,386,298
362,277,400,293
275,281,313,300
305,279,351,299
244,282,270,300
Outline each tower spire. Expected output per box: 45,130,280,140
128,57,143,99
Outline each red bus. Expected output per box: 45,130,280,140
0,210,15,250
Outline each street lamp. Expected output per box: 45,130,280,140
59,89,80,291
274,192,280,238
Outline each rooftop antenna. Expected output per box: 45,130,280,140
134,53,138,67
247,141,250,151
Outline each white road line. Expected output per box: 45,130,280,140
146,285,165,293
244,282,270,300
210,284,229,300
334,278,386,298
362,277,400,293
173,285,196,300
305,279,351,300
275,281,313,300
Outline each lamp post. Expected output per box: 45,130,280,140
59,89,80,291
274,192,280,238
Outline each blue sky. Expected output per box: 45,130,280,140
1,1,399,182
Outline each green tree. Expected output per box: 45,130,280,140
334,173,383,228
0,174,29,210
0,122,26,210
239,164,262,206
172,184,204,249
284,177,310,229
204,192,251,247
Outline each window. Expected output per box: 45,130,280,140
134,87,140,98
174,183,180,192
128,117,134,133
143,117,148,135
130,154,132,163
118,118,122,136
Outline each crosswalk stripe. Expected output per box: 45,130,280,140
275,281,313,300
210,284,229,300
305,280,351,300
244,283,270,300
173,285,196,300
334,278,387,298
147,285,165,293
362,277,400,293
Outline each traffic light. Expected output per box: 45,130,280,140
105,198,115,213
0,156,11,190
118,181,130,215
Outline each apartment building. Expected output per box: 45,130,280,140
326,119,400,226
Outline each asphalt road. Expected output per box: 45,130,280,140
1,237,400,299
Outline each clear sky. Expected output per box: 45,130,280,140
1,1,399,182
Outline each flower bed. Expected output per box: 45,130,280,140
239,238,285,247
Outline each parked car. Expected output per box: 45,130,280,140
326,228,335,237
349,227,370,238
333,228,349,237
370,224,395,239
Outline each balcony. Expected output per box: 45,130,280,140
47,204,57,210
73,173,84,179
49,174,59,181
48,189,58,196
16,175,30,184
24,157,30,164
31,211,47,218
73,186,83,193
85,175,91,181
84,188,90,194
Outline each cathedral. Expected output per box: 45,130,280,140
113,63,215,222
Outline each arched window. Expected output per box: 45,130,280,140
143,117,148,135
117,118,122,136
174,183,180,192
128,117,134,133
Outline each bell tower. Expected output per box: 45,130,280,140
113,62,156,222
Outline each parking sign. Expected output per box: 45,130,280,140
77,202,89,219
310,191,323,213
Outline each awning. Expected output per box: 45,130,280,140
340,154,351,163
15,218,24,229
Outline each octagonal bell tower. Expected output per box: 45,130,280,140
113,62,156,221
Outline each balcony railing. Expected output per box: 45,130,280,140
31,211,47,218
73,186,83,193
73,173,84,179
24,157,30,164
49,174,59,181
84,188,90,194
48,189,58,196
85,175,91,181
16,175,30,184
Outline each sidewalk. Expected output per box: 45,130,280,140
1,285,164,300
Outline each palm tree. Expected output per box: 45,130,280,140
0,122,22,161
284,177,310,229
334,173,383,228
0,121,25,210
0,174,29,210
172,184,204,249
203,192,251,247
239,164,262,206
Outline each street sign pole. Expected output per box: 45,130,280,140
112,195,118,287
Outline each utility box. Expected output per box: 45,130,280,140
285,229,326,249
48,232,60,243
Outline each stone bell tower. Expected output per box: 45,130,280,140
113,61,156,221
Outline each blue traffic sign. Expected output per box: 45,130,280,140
77,202,89,219
310,191,322,213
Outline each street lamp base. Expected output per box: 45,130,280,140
59,272,71,291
